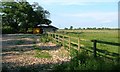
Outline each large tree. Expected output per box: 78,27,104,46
2,2,20,32
31,2,51,26
1,1,52,33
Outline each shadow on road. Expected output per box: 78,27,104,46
2,60,69,72
2,34,65,72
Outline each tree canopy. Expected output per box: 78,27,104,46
1,1,52,33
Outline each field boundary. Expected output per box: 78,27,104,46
91,40,120,57
48,32,120,60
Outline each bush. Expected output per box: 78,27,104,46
53,50,120,71
40,34,51,43
2,27,16,34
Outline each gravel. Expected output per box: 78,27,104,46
2,34,71,72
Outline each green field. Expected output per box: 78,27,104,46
59,30,118,42
55,30,119,59
49,30,120,70
30,30,120,70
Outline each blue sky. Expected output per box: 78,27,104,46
28,0,119,29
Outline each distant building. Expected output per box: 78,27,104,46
33,24,58,34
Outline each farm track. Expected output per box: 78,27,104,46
2,34,71,72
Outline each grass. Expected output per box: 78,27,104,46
47,30,120,71
53,50,120,71
34,50,52,58
40,34,51,43
26,31,119,71
55,30,119,59
34,46,52,58
63,30,118,42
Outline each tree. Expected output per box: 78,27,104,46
78,27,81,30
31,2,51,26
64,27,68,30
2,2,20,32
18,2,35,33
83,28,85,30
1,1,52,33
69,26,73,30
41,19,52,25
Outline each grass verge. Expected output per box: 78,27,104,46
52,50,120,71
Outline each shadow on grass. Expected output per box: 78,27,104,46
80,46,119,60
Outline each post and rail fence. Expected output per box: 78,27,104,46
91,40,120,58
47,32,120,59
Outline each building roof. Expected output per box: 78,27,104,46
34,24,58,29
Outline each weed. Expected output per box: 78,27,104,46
34,49,52,58
33,46,52,58
53,50,120,71
40,34,51,43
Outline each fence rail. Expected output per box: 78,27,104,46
48,32,120,59
91,40,120,58
91,40,120,46
48,32,81,52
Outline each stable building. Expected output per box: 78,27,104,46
33,24,58,34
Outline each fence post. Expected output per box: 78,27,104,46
51,33,53,42
57,35,59,43
69,36,71,51
51,33,52,42
78,37,80,52
93,40,97,57
54,33,56,43
48,33,50,39
63,35,65,48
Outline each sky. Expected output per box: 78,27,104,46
27,0,119,29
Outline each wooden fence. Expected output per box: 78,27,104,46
91,40,120,58
48,32,120,59
48,32,83,55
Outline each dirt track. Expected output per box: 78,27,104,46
2,34,70,72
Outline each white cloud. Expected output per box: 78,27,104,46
62,12,117,24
